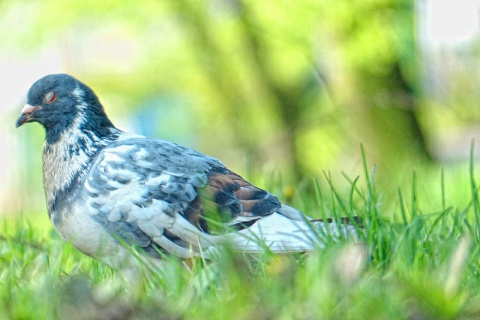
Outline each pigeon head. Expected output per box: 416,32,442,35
16,74,115,143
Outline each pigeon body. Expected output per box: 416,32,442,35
16,74,356,269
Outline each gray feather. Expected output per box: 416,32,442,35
83,137,222,252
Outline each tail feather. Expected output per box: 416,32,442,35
216,212,358,254
311,216,363,227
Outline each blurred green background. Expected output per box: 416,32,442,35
1,0,480,216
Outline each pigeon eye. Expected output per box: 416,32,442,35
44,91,56,104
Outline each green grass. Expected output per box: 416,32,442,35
3,154,480,319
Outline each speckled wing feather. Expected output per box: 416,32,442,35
84,137,281,257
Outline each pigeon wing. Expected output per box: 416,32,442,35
84,137,281,257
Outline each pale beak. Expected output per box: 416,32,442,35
15,104,39,128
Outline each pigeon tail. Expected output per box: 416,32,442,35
204,212,358,256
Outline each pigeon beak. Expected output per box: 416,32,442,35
16,104,39,128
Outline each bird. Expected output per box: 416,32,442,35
16,74,358,271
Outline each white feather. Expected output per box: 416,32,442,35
215,212,356,254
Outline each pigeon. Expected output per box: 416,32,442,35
16,74,357,271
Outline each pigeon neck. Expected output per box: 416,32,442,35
42,118,120,214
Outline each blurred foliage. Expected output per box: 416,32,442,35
1,1,420,169
3,0,480,213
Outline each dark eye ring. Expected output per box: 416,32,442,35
44,91,56,104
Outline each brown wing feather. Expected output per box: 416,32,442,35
182,169,281,234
